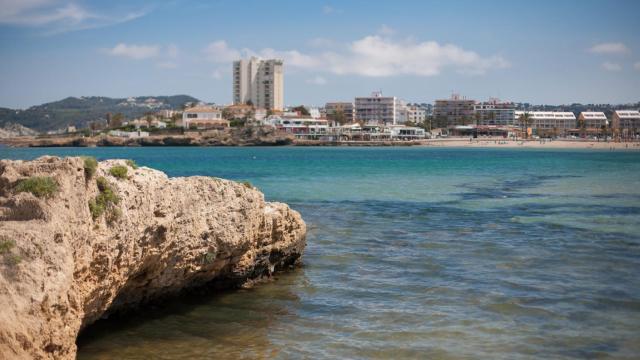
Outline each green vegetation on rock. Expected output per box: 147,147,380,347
89,176,120,222
81,156,98,179
125,159,138,169
109,165,128,179
14,176,58,198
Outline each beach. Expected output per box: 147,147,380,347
420,137,640,150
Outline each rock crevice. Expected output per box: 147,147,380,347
0,156,306,359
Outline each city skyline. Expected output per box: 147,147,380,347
1,0,640,109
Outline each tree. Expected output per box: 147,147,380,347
292,105,310,116
578,117,586,138
145,113,154,128
331,108,347,125
110,113,124,128
222,108,234,120
517,112,533,139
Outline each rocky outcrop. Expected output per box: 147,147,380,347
0,123,38,138
1,126,295,147
0,157,306,359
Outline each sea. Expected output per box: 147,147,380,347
2,146,639,359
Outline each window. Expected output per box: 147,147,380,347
187,113,198,118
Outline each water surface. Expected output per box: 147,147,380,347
2,147,639,359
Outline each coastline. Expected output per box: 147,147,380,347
3,135,639,150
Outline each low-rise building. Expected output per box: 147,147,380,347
612,110,640,132
388,125,426,139
182,106,229,129
265,116,328,139
578,112,608,130
515,111,576,135
108,130,149,138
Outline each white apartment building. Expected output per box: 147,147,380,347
473,99,516,126
578,112,608,129
355,91,401,125
406,105,427,124
612,110,640,131
515,111,576,133
233,57,284,111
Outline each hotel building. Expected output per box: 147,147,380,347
515,111,576,134
433,94,475,126
233,57,284,111
577,112,608,130
473,99,516,126
355,91,401,125
612,110,640,133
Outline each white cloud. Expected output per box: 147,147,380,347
602,62,622,71
588,42,630,55
0,0,149,33
205,35,509,77
634,62,640,70
306,76,327,85
106,43,160,60
203,40,241,63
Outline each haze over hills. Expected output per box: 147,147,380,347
0,95,199,132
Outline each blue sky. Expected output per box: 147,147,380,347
0,0,639,108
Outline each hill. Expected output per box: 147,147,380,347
0,95,199,132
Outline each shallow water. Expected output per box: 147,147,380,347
2,147,640,359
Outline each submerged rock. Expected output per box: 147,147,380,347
0,156,306,359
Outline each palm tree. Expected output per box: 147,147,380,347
518,112,533,139
578,117,586,139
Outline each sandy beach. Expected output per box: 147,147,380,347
420,138,640,150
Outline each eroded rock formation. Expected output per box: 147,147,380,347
0,157,306,359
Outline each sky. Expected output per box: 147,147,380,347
0,0,639,109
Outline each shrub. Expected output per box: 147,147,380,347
6,254,21,265
96,176,109,192
89,177,120,221
125,159,138,169
105,207,122,224
14,176,58,198
109,165,128,179
0,239,15,254
203,252,216,264
81,156,98,179
88,199,105,219
0,239,20,265
241,181,253,189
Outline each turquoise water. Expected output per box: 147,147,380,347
2,147,640,359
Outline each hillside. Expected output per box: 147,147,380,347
0,95,199,132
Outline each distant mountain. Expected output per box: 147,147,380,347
0,95,199,131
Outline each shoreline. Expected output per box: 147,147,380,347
3,136,640,150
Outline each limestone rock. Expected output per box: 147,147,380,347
0,156,306,359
